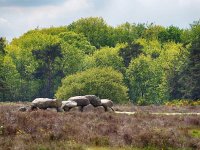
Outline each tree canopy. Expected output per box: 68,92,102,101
0,17,199,103
56,67,128,103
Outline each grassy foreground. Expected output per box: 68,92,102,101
0,103,200,150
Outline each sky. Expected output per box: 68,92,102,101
0,0,200,41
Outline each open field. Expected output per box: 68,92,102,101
0,102,200,150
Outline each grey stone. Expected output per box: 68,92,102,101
94,106,105,113
62,101,77,107
101,99,114,112
83,104,95,112
61,101,77,112
101,99,114,107
57,107,64,112
68,96,90,107
70,106,82,112
31,98,61,110
85,95,101,107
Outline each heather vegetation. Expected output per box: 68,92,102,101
0,103,200,150
0,17,200,104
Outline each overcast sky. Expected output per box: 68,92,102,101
0,0,200,41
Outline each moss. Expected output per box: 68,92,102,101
188,129,200,138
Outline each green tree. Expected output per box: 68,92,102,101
58,31,96,75
0,37,7,100
7,32,61,99
143,24,165,41
133,39,188,101
158,42,189,99
126,55,168,105
113,23,147,45
60,42,85,76
83,45,125,72
59,31,96,54
32,41,62,98
68,17,115,48
136,38,162,58
178,21,200,99
1,56,22,101
158,25,183,43
56,67,128,103
119,42,143,67
6,29,94,100
25,26,68,36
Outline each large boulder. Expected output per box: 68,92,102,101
70,106,82,112
31,98,61,111
94,106,105,113
68,96,90,107
18,106,27,112
101,99,114,111
85,95,101,107
61,101,77,112
83,104,95,112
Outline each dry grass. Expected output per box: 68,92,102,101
0,103,200,150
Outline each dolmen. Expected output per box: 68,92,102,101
31,98,62,112
19,95,114,112
61,95,113,112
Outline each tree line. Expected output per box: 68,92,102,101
0,17,199,104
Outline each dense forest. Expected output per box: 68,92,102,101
0,17,199,104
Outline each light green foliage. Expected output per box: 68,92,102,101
2,56,21,100
58,31,96,75
158,42,189,99
181,29,192,45
114,23,143,44
68,17,115,48
143,24,165,41
59,31,96,55
159,42,188,72
58,31,97,76
4,63,40,101
26,26,68,36
56,67,128,103
188,129,200,138
126,39,188,104
165,99,200,106
83,44,125,72
1,18,199,103
136,38,162,58
6,32,62,99
9,32,60,76
4,29,95,100
60,42,85,75
127,55,168,105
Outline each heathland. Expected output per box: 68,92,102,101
0,102,200,150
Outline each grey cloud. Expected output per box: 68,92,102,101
90,0,200,28
0,0,200,41
0,0,66,7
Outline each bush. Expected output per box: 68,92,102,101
165,99,200,106
55,67,128,103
